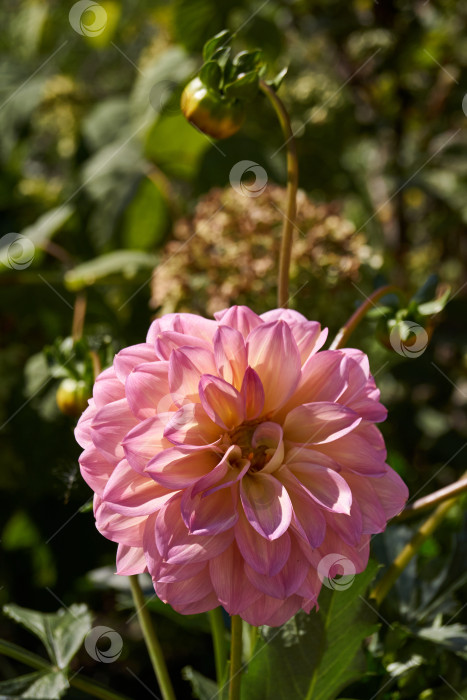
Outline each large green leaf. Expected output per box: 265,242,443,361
0,670,68,699
64,250,158,291
242,561,379,700
3,603,92,669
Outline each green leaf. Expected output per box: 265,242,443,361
0,670,69,698
199,61,222,91
417,288,450,316
3,603,92,669
415,623,467,659
203,30,230,62
20,205,74,249
232,49,263,72
410,274,439,305
64,250,158,291
121,177,169,251
242,561,379,700
266,66,288,91
224,71,259,102
182,667,218,699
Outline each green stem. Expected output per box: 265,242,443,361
128,576,176,700
395,472,467,521
228,615,243,700
370,494,460,606
0,639,131,700
259,79,299,309
330,285,402,350
249,624,259,658
209,608,227,686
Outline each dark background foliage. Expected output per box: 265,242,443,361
0,0,466,698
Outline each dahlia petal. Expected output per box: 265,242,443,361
168,347,217,406
213,326,247,390
276,467,326,548
295,565,323,601
147,313,217,346
315,432,387,477
146,446,219,489
288,461,352,514
235,509,290,576
171,591,220,615
155,495,234,565
157,560,206,583
79,444,114,496
156,566,214,606
123,415,172,474
95,499,146,547
260,309,308,324
190,446,246,497
155,331,212,361
215,305,263,338
163,403,221,446
244,535,308,599
91,398,138,462
209,544,262,614
275,351,348,420
103,459,173,516
325,497,363,546
240,473,292,540
113,343,156,382
142,512,162,576
116,544,147,575
308,529,370,574
199,374,245,430
251,421,284,473
93,367,125,408
75,400,97,449
343,472,388,533
240,594,300,627
283,402,361,445
371,467,409,519
125,361,172,419
246,320,301,413
181,484,238,535
240,367,265,420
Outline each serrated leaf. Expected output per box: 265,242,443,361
0,670,69,699
3,603,92,669
203,30,230,62
242,561,379,700
199,61,222,91
224,71,259,101
182,667,218,699
64,250,158,291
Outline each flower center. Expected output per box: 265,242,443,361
225,419,283,474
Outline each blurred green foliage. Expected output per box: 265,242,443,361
1,0,466,698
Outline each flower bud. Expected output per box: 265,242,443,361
56,378,91,417
181,77,245,139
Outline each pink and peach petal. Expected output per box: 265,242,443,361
215,305,263,338
95,499,146,547
168,346,217,406
235,509,290,576
213,326,247,390
122,415,172,474
125,361,171,419
93,367,125,408
240,367,265,420
113,343,156,382
240,473,293,540
288,462,352,514
181,484,238,535
146,446,219,490
199,374,245,430
116,544,147,575
103,459,173,516
91,398,138,463
162,403,221,446
79,445,114,496
283,402,361,445
209,544,262,614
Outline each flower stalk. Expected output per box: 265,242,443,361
330,284,402,350
209,608,228,685
259,79,299,309
395,472,467,521
128,576,176,700
228,615,243,700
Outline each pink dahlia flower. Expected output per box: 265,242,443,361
76,306,408,626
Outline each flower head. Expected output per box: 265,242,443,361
76,306,408,626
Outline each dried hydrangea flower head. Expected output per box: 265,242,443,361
76,306,408,626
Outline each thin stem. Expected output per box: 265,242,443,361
128,576,176,700
330,285,402,350
395,472,467,521
71,291,87,341
228,615,243,700
249,624,259,658
259,79,299,308
370,493,461,606
209,608,228,686
0,639,131,700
